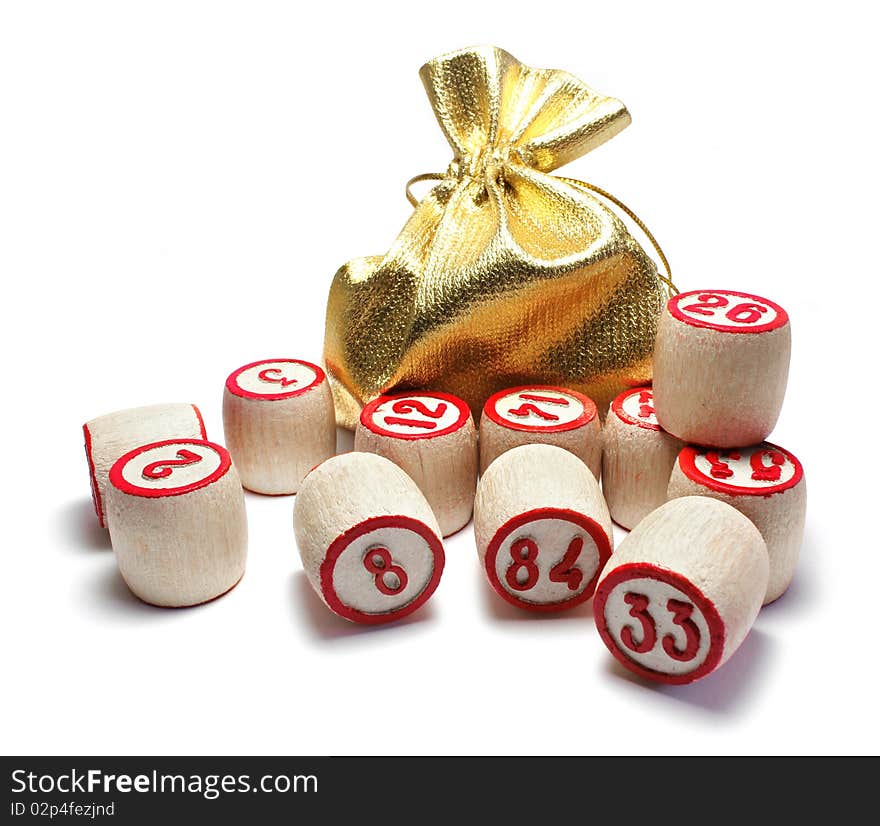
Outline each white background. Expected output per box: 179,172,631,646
1,1,876,755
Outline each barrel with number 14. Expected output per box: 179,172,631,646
653,289,791,447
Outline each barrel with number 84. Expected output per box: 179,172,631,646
474,443,613,612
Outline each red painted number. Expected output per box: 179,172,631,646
506,538,540,591
621,593,657,654
705,450,741,479
548,537,584,591
518,393,570,406
705,451,733,479
142,449,202,480
363,547,408,596
391,399,447,418
662,599,701,662
384,399,448,430
258,367,297,388
507,536,585,593
750,448,785,482
508,403,559,421
725,302,767,324
637,389,654,419
682,293,728,315
620,593,701,662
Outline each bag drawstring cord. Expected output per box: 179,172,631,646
405,172,678,298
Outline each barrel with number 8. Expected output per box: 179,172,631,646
293,452,445,624
667,442,806,604
594,496,768,684
474,443,613,612
653,289,791,447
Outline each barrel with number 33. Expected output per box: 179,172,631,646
653,289,791,447
594,496,768,684
474,443,613,612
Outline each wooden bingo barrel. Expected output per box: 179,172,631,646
293,452,445,624
594,496,768,684
83,403,207,528
354,391,477,536
223,358,336,495
602,386,683,529
653,289,791,447
667,442,806,604
479,385,601,478
474,443,613,612
105,439,248,607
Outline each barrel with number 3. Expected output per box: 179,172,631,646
293,452,445,624
667,442,806,604
594,496,768,684
106,438,248,607
653,289,791,447
474,443,613,612
223,358,336,494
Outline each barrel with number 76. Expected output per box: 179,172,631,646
667,442,806,604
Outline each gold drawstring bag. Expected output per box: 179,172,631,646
324,45,675,428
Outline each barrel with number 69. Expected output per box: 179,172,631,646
652,289,791,448
473,443,613,612
106,438,248,607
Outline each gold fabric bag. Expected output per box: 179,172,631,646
324,45,673,427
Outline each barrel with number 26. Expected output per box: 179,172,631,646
653,289,791,448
